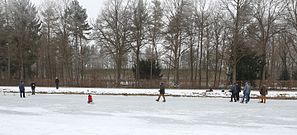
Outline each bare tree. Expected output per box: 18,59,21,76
65,0,91,85
40,1,60,80
93,0,132,86
277,32,291,80
193,0,211,87
148,0,163,80
221,0,252,84
0,0,7,79
285,0,297,67
56,0,73,83
251,0,285,84
163,0,191,86
184,2,196,88
212,11,224,87
130,0,149,85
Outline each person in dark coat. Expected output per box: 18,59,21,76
55,77,59,89
19,81,25,98
241,82,251,103
235,82,241,101
156,82,166,102
30,82,36,95
229,83,237,102
259,84,268,103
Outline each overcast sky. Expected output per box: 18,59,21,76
31,0,107,20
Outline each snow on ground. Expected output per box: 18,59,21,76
1,86,297,99
0,94,297,135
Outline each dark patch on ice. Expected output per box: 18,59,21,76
0,109,39,116
134,115,194,125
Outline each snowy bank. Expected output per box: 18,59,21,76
1,86,297,99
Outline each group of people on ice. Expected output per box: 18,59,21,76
18,77,268,104
18,81,36,98
18,77,60,98
229,81,268,103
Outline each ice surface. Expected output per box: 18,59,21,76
0,94,296,135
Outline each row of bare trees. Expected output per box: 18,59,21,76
0,0,297,88
94,0,297,87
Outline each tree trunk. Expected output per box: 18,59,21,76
189,34,194,88
214,27,220,88
199,22,203,88
5,0,10,80
206,27,210,88
47,21,52,80
218,31,226,87
80,37,84,84
270,37,275,79
232,63,237,84
116,53,122,87
136,43,140,86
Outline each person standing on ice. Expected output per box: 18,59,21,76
30,82,36,95
19,81,25,98
156,82,166,102
235,82,241,101
259,84,268,103
241,82,251,103
55,77,59,89
229,83,237,102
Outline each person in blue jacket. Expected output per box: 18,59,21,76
241,82,251,103
19,81,25,98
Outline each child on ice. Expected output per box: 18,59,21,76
88,94,93,104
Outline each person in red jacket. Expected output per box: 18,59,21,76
88,94,93,104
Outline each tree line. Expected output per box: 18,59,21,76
0,0,297,88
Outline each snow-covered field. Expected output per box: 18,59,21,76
0,94,297,135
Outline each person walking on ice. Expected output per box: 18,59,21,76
156,82,166,102
19,81,25,98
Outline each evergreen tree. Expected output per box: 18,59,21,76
148,0,163,80
9,0,41,80
236,53,264,81
130,0,149,82
40,1,60,79
132,59,162,79
65,0,91,44
279,68,290,80
292,69,297,80
65,0,91,83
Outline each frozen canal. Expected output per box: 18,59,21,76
0,94,296,135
